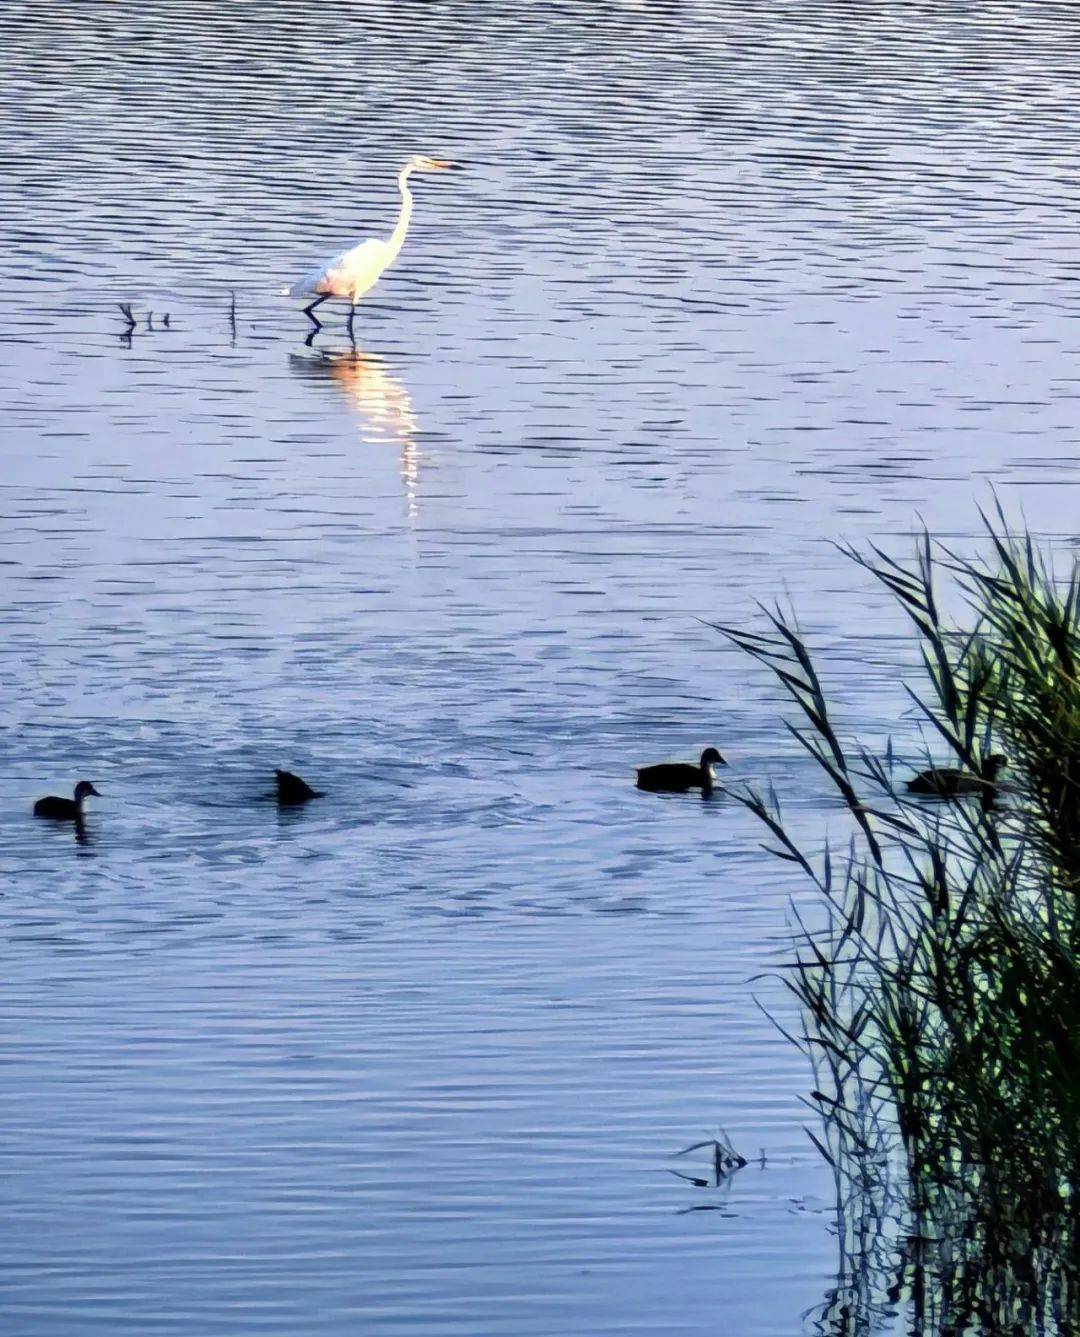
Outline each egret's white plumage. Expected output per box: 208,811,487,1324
288,154,454,332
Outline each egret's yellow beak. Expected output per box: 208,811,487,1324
422,157,457,172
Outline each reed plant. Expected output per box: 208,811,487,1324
716,508,1080,1332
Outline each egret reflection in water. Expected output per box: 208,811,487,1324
289,345,421,517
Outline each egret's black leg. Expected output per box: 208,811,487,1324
303,294,328,329
346,302,356,342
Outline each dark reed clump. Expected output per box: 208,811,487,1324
714,507,1080,1333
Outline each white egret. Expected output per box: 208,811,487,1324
286,155,455,335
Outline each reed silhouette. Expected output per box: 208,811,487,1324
718,506,1080,1334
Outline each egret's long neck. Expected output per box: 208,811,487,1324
387,167,414,262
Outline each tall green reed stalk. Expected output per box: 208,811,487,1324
716,508,1080,1332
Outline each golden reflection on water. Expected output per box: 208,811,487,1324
289,345,420,518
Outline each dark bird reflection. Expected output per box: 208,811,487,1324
289,343,420,518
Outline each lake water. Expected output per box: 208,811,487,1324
2,2,1078,1332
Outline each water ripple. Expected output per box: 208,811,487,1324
2,1,1079,1333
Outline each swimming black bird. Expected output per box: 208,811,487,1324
275,769,324,805
636,747,727,794
906,754,1007,797
34,780,101,821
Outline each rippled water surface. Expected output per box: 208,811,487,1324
2,1,1079,1332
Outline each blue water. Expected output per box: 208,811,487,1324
2,1,1079,1332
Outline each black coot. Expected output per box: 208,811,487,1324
906,754,1007,797
636,748,726,794
276,770,324,805
34,780,101,821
